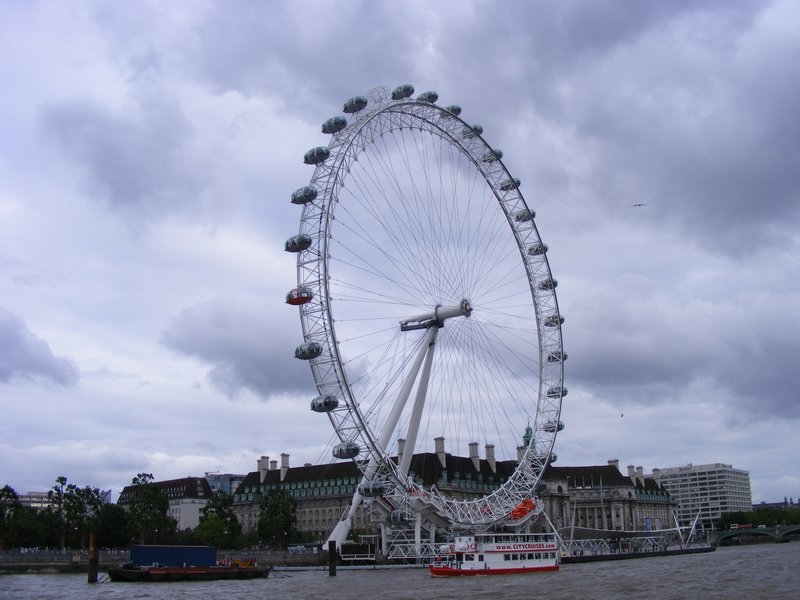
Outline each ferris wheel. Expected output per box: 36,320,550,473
285,85,565,536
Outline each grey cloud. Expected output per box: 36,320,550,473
160,295,311,398
180,1,426,116
418,1,800,255
566,287,800,419
39,92,211,224
0,308,79,386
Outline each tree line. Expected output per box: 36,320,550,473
1,474,301,550
716,507,800,530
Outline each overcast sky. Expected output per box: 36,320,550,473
1,0,798,506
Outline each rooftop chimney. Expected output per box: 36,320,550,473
435,436,446,468
517,445,526,463
270,460,278,471
636,466,644,486
485,444,496,473
627,464,636,483
257,455,270,483
608,458,620,470
469,442,480,471
280,453,290,482
652,468,661,483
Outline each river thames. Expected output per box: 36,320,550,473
1,543,797,600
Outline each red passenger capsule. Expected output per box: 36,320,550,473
285,286,314,306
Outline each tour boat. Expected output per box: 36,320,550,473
429,533,559,577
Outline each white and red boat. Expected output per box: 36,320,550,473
429,533,560,577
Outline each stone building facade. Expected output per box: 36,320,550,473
231,445,674,540
535,460,675,533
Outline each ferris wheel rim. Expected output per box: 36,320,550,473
292,86,565,527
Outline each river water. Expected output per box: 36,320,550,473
1,543,797,600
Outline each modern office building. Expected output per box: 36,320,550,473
17,491,52,511
18,488,112,511
650,463,752,529
204,472,246,496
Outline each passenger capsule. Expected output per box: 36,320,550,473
444,104,462,116
391,84,415,100
310,394,338,412
481,149,503,162
343,96,368,113
284,234,312,253
462,124,483,138
547,350,567,363
295,342,322,360
548,453,558,464
544,314,565,327
332,442,360,459
390,509,408,525
322,116,347,134
546,385,567,398
304,146,330,165
513,208,535,222
528,243,548,256
499,178,521,191
358,481,386,497
538,278,558,291
543,419,565,433
291,186,318,205
286,286,314,306
417,90,438,103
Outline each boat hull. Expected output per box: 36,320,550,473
430,564,559,577
108,565,270,582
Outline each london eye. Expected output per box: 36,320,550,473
285,85,566,543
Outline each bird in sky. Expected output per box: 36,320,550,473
633,203,646,207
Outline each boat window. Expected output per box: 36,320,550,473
504,553,511,561
465,554,474,561
478,555,484,562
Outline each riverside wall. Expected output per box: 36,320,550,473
0,548,325,574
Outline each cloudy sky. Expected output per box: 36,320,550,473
1,0,798,506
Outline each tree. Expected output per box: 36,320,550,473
195,514,231,548
45,477,102,550
127,473,176,544
0,485,21,546
197,490,241,548
94,503,132,549
47,475,68,550
64,484,101,549
5,505,58,548
257,489,297,549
